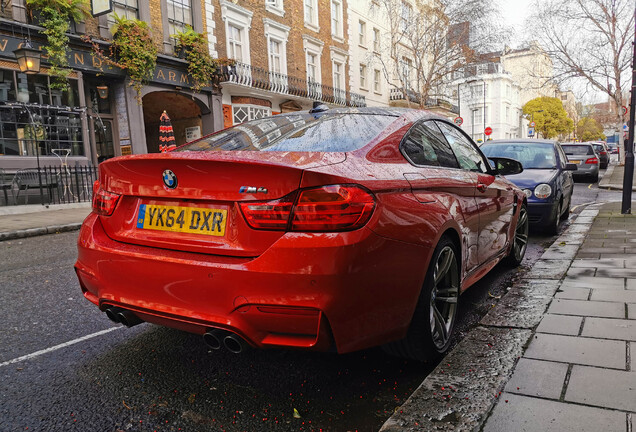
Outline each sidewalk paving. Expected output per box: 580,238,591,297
599,163,636,191
0,202,91,241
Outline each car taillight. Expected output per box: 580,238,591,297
585,157,599,165
239,194,295,230
239,185,376,232
291,185,375,231
92,181,121,216
600,151,607,156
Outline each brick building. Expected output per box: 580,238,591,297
0,0,223,170
208,0,366,128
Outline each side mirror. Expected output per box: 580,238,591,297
565,163,578,171
489,157,523,176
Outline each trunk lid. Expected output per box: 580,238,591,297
98,151,345,257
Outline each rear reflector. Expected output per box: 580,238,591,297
239,185,375,232
92,181,121,216
585,157,599,165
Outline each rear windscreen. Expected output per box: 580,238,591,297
561,145,593,155
177,113,398,152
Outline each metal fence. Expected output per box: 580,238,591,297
1,165,98,206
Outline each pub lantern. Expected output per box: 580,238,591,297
96,85,109,99
14,40,42,74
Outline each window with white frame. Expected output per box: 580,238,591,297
476,63,487,75
505,105,510,122
265,0,284,16
307,52,318,82
330,48,347,91
359,20,366,46
107,0,139,31
373,69,381,93
303,35,324,90
400,57,412,89
400,2,412,33
372,27,380,51
233,105,271,124
228,25,244,62
221,1,253,64
331,0,343,40
264,18,290,88
359,63,367,89
333,61,343,90
304,0,319,31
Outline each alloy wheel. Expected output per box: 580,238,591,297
513,206,529,261
429,246,459,350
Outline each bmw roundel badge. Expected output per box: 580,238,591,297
162,169,177,189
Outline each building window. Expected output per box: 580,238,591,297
228,24,244,62
400,57,412,89
359,20,366,46
107,0,139,30
373,69,381,93
400,2,412,33
476,63,487,75
233,105,271,124
269,40,282,73
372,27,380,52
359,63,367,89
304,0,318,31
307,52,318,82
221,1,253,64
333,61,343,90
0,71,83,157
265,0,284,16
167,0,193,40
331,0,343,39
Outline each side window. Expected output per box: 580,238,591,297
436,121,488,173
401,122,459,168
556,145,567,168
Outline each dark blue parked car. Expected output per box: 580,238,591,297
481,139,576,234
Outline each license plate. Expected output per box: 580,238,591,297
136,204,227,236
569,160,581,164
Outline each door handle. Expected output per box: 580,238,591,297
477,183,487,193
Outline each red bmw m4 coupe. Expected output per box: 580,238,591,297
75,106,528,361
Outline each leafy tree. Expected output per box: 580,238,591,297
523,97,574,139
528,0,633,162
577,117,607,141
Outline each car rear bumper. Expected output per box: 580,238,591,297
75,213,429,354
571,164,599,178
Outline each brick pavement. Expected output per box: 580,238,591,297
483,202,635,432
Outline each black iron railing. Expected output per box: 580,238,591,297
221,62,367,107
2,165,98,206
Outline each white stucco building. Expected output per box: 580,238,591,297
455,65,524,142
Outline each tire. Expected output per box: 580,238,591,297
505,203,529,267
382,236,460,362
546,201,561,235
561,198,570,220
592,173,599,183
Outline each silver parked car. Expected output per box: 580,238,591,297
561,143,600,182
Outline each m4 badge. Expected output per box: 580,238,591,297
239,186,268,194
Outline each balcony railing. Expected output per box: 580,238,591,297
221,62,366,108
390,88,459,114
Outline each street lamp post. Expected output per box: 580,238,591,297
621,5,636,214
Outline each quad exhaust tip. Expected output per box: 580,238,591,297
104,307,143,327
203,329,250,354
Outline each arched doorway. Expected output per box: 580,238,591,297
142,91,208,153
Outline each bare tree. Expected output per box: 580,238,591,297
528,0,633,162
373,0,508,108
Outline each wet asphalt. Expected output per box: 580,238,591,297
0,168,618,432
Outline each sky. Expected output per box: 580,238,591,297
498,0,532,48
